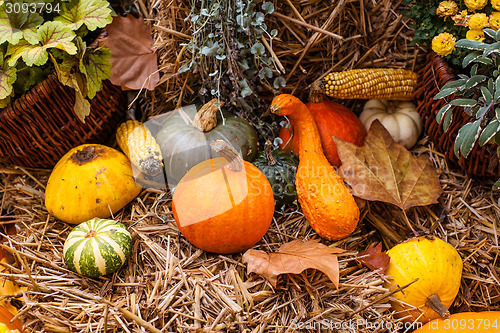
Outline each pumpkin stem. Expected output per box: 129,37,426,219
386,100,397,114
210,140,244,172
85,230,97,238
71,146,102,165
425,293,450,319
309,79,325,103
193,99,224,132
264,140,277,166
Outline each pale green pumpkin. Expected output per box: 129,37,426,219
63,218,132,278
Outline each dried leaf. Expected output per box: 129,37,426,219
357,243,389,273
104,14,159,91
334,121,443,210
242,239,344,288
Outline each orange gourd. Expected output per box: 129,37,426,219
172,140,274,254
0,306,25,332
413,311,500,332
278,99,366,167
270,94,359,240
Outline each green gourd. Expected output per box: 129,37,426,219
253,140,299,206
155,99,258,185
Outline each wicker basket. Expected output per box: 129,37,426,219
0,75,126,169
413,52,500,179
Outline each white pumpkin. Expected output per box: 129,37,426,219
359,100,423,149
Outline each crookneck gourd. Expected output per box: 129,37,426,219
385,236,463,323
172,140,274,254
270,94,360,240
279,98,366,167
155,99,258,185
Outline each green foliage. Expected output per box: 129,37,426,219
434,31,500,184
0,0,113,120
181,0,284,111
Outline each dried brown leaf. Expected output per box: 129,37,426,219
242,239,344,288
104,14,159,90
334,121,443,210
357,243,389,273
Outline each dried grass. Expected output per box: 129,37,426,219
137,0,426,118
0,1,499,332
1,136,499,332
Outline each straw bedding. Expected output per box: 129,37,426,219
1,139,499,332
0,0,499,332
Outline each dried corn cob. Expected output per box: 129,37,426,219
310,68,418,102
116,120,163,177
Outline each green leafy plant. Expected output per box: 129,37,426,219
434,28,500,188
181,0,284,111
0,0,113,121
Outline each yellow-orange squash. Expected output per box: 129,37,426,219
0,306,25,332
172,140,274,254
270,94,359,240
385,236,463,323
279,99,366,167
414,311,500,332
45,144,142,224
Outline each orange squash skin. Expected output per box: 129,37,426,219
413,312,500,332
0,306,25,332
278,99,366,167
172,157,274,254
271,94,359,240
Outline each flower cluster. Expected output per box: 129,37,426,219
432,0,500,56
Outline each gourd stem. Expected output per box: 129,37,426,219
193,99,224,132
86,230,97,238
309,80,325,103
264,140,277,166
386,100,396,114
425,293,450,319
210,140,244,172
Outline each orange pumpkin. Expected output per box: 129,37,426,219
278,99,366,167
0,306,25,332
271,94,359,240
172,140,275,254
413,311,500,332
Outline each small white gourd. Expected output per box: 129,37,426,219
359,100,423,149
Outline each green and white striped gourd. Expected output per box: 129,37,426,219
63,218,132,278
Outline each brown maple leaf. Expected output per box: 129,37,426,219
241,239,344,288
333,121,443,211
103,14,159,91
357,243,389,273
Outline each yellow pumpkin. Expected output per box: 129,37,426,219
45,144,142,224
359,100,423,149
385,236,463,323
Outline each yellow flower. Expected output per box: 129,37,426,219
464,0,488,11
431,32,456,56
468,13,489,30
492,0,500,10
436,1,459,17
453,10,470,26
490,12,500,30
466,29,485,41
